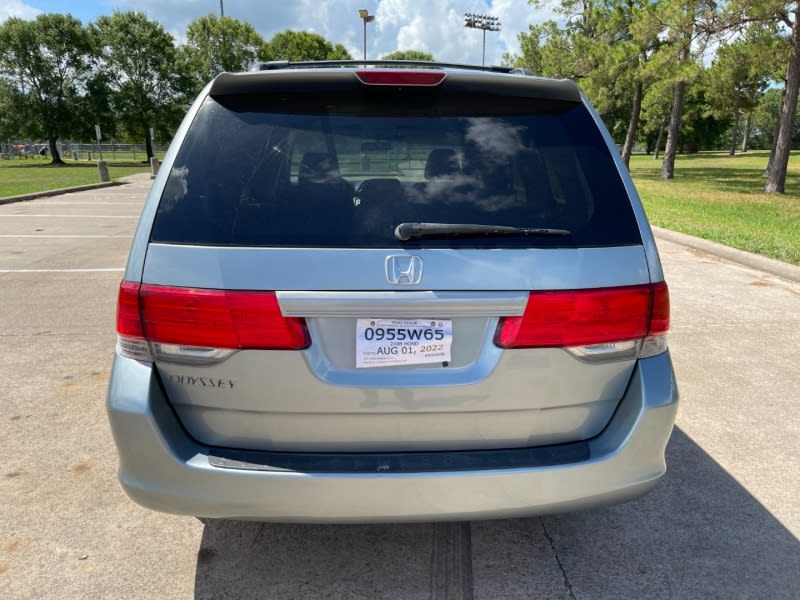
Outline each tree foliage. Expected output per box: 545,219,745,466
382,50,435,61
722,0,800,193
182,14,264,89
260,30,351,62
0,13,359,153
0,14,94,163
93,11,191,159
510,1,666,167
1,3,796,187
506,0,791,175
705,31,774,154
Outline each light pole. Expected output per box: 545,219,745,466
464,13,501,66
358,9,375,62
219,0,224,17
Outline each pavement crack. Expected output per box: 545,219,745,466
541,518,577,600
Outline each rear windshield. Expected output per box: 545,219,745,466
150,89,641,248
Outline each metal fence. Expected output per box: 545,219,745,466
62,142,168,161
1,140,168,161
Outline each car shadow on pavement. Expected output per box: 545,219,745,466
194,520,435,599
194,427,800,599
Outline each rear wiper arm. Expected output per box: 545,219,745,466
394,222,571,241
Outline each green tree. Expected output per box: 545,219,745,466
93,11,190,159
678,78,732,152
382,50,435,61
639,76,675,158
508,1,667,167
260,30,351,62
639,0,713,180
725,1,800,192
0,14,94,164
72,71,118,144
0,79,23,148
705,35,771,155
182,14,264,89
748,87,800,150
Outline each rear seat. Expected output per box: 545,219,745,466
353,177,410,239
234,152,355,244
278,153,355,241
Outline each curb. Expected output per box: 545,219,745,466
0,180,125,206
652,226,800,284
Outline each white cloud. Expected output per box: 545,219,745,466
116,0,556,66
491,0,559,59
0,0,41,22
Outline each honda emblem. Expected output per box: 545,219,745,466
385,255,423,285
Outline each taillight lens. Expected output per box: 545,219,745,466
139,285,309,350
354,69,446,86
115,282,309,361
648,281,670,335
116,281,151,361
495,283,670,351
117,281,145,338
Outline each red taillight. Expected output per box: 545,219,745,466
354,69,446,86
116,282,309,350
495,283,669,349
648,281,670,335
117,281,144,338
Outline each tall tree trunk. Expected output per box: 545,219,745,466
661,79,687,179
145,129,154,161
654,119,666,160
766,98,784,176
48,137,64,165
622,80,643,169
729,109,740,156
766,8,800,194
741,113,752,152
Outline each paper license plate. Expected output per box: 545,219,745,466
355,319,452,368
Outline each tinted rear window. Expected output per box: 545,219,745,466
150,88,641,248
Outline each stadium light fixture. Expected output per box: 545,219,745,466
359,9,376,62
464,13,501,66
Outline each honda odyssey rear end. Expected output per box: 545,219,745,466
107,62,678,522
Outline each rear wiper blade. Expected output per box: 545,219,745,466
394,222,571,241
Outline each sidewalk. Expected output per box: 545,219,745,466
0,173,152,207
652,226,800,284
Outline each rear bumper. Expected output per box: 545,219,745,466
106,352,678,523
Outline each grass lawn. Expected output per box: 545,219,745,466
630,150,800,266
0,156,151,198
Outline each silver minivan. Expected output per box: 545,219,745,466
108,61,678,522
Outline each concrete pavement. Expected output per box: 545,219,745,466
0,174,798,599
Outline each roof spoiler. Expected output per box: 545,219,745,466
254,60,524,74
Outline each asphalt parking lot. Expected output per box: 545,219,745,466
1,174,798,599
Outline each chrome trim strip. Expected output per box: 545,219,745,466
277,291,528,317
152,343,236,365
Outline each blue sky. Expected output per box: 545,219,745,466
1,0,557,65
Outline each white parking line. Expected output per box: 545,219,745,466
0,268,125,273
0,235,134,238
